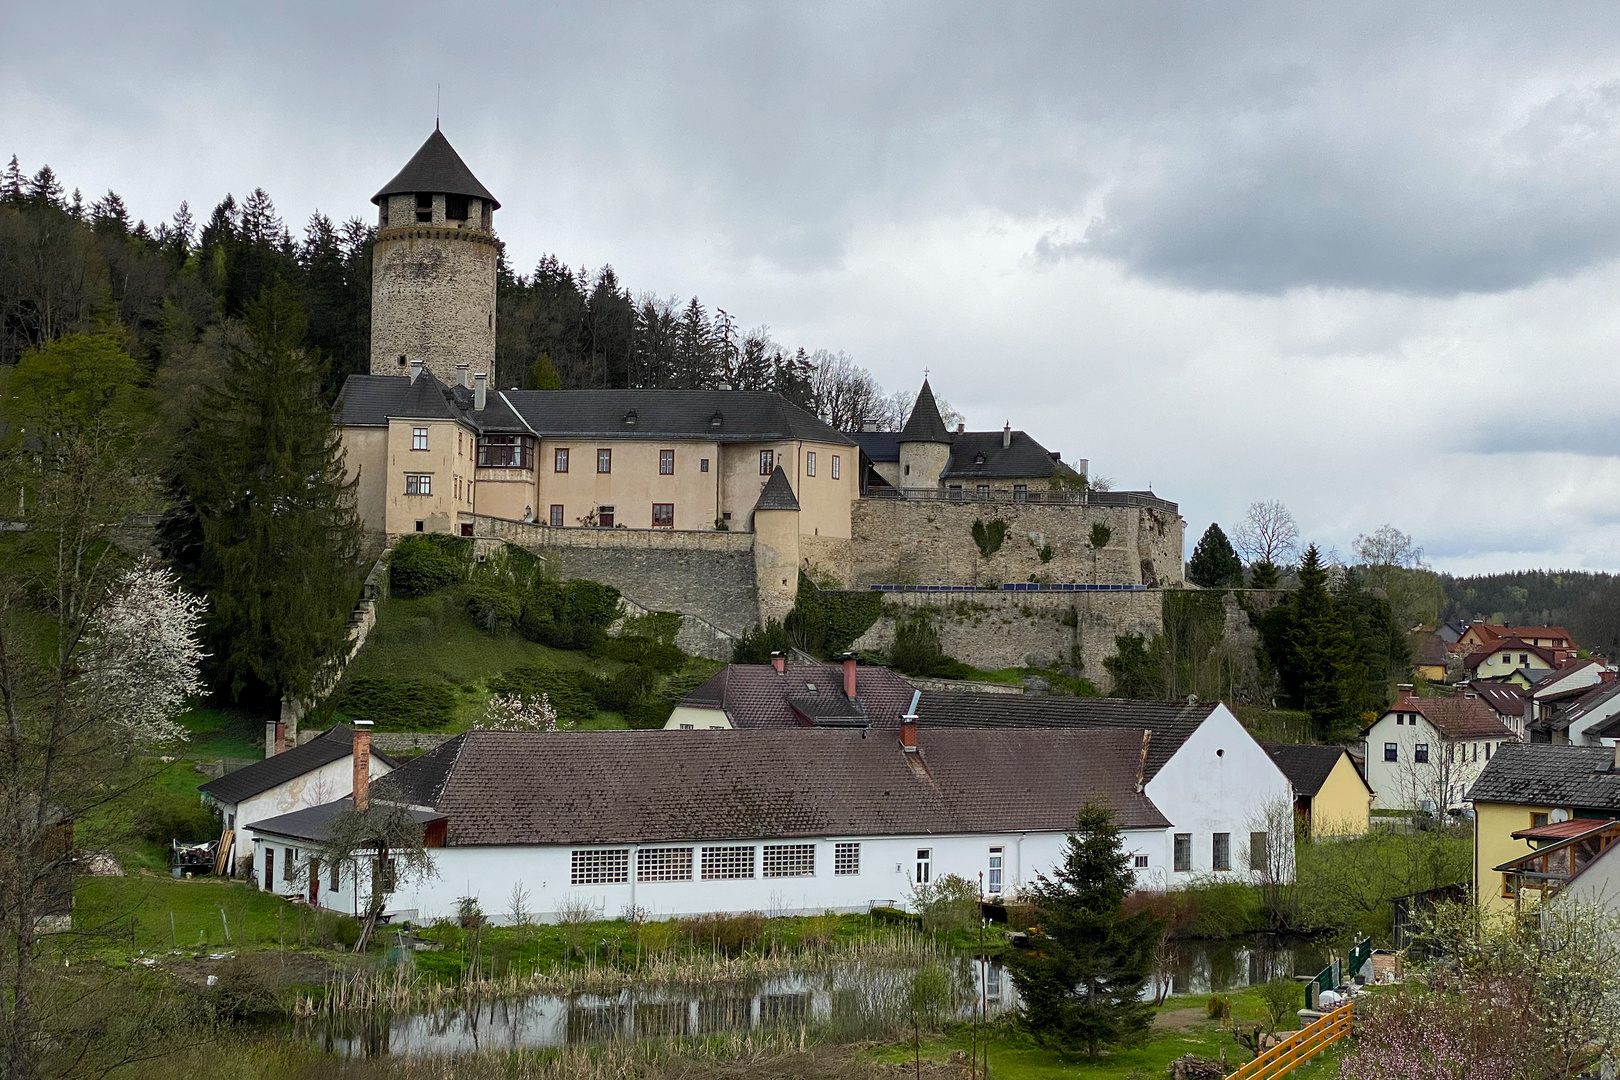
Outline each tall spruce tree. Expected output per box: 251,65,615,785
1254,545,1368,740
1007,804,1164,1058
164,283,362,706
1187,523,1245,588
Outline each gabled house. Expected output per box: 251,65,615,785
1530,659,1609,716
1530,678,1620,746
1467,681,1532,739
1457,622,1577,657
198,725,397,876
250,724,1172,922
1464,637,1558,681
1362,686,1518,813
666,656,917,730
1410,631,1453,683
1262,744,1373,837
1467,742,1620,917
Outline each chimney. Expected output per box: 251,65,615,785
770,651,785,674
1077,458,1088,478
1396,683,1414,705
409,359,424,383
456,362,470,389
352,720,373,812
273,721,286,756
473,372,487,411
900,713,918,752
842,654,857,699
956,422,965,434
1002,422,1011,449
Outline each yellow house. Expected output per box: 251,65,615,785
1467,742,1620,919
1263,744,1373,837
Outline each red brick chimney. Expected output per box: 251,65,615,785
1395,683,1414,707
900,713,918,752
274,721,287,756
352,720,373,812
842,654,857,699
770,652,785,675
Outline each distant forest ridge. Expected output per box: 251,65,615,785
1439,570,1620,653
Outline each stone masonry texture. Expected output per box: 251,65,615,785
370,228,497,383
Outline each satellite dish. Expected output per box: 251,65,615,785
1551,808,1570,823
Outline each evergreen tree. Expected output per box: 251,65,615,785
163,283,362,706
1103,632,1165,699
1254,545,1368,739
1187,523,1245,588
1249,560,1281,588
1007,804,1164,1058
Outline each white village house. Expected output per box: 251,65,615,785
250,722,1194,922
1362,686,1518,813
198,724,396,875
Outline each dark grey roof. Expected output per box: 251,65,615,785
679,663,920,729
1467,743,1620,810
913,693,1220,782
372,128,499,208
336,372,461,427
372,727,1169,845
198,726,397,806
249,796,441,844
1263,743,1365,798
852,431,901,462
754,466,800,512
1549,680,1620,734
941,431,1065,481
899,380,953,445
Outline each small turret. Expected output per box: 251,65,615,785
897,379,953,488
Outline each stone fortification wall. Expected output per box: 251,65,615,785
370,227,497,383
848,498,1183,589
800,534,853,588
849,589,1165,690
473,516,761,639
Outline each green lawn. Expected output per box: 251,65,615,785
74,875,325,955
180,707,265,760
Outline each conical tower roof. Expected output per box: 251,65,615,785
898,379,952,444
372,128,500,208
754,466,801,512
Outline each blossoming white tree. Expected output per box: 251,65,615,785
481,692,571,731
78,563,208,747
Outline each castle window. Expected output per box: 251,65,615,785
555,448,569,473
652,503,674,528
477,434,534,469
597,449,612,474
405,473,431,496
415,192,432,223
700,458,709,473
760,450,774,475
549,505,564,527
1013,484,1027,501
445,194,469,221
831,455,840,480
806,452,816,477
598,506,615,528
412,427,428,451
659,450,674,475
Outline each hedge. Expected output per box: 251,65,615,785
390,535,472,598
330,677,456,730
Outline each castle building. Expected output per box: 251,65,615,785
369,127,500,384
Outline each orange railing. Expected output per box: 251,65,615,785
1226,1001,1354,1080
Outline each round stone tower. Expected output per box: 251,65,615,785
369,127,500,382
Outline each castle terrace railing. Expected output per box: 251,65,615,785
860,486,1178,514
868,583,1150,592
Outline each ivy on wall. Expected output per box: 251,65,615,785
972,518,1011,558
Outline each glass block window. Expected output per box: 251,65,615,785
762,843,816,878
405,473,431,495
571,848,630,885
701,846,755,880
637,847,693,882
834,842,860,876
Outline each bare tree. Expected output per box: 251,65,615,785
1244,797,1300,931
317,800,438,952
1233,501,1300,567
809,350,886,431
1354,525,1445,630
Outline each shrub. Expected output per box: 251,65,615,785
487,665,599,726
137,792,220,845
1259,977,1299,1032
518,579,622,650
465,583,524,635
623,670,709,730
889,611,945,675
733,619,792,663
311,910,361,949
675,912,765,956
912,873,981,935
389,534,470,597
972,518,1010,558
208,955,282,1022
591,664,659,713
784,573,883,655
329,677,455,730
592,635,685,674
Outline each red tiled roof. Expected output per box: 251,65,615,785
681,663,919,728
1392,694,1517,741
1511,818,1612,841
1463,638,1556,672
1467,681,1528,722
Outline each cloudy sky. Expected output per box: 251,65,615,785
7,2,1620,574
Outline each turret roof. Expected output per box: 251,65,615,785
754,465,801,512
373,128,500,208
898,379,952,444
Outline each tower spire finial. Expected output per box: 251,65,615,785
436,84,441,130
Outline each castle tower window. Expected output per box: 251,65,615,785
415,192,433,223
412,427,428,451
806,452,816,477
445,194,469,221
831,455,840,480
405,473,431,496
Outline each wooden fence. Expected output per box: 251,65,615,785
1226,1001,1354,1080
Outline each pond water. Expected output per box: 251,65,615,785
307,937,1331,1058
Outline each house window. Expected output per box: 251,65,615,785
1384,742,1398,762
571,848,631,885
636,847,694,882
652,503,674,528
977,484,990,498
1250,832,1269,871
405,473,431,495
806,452,817,477
555,448,570,472
1212,833,1231,872
597,449,612,473
478,435,534,469
762,844,816,878
701,846,755,879
414,520,424,532
549,505,564,527
914,848,932,884
378,858,397,894
700,458,710,473
835,842,860,876
1531,812,1549,829
264,848,273,887
831,455,841,480
329,859,340,891
598,506,615,528
659,449,674,475
988,847,1003,894
454,477,461,501
412,426,428,450
1449,743,1455,762
282,848,295,881
1415,743,1430,764
1134,855,1148,869
1013,484,1027,502
1486,742,1492,760
1520,654,1528,665
760,450,774,475
1173,834,1191,872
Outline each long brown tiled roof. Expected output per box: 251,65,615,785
1395,695,1517,741
372,727,1169,845
680,663,920,728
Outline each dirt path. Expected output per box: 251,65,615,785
1153,1006,1208,1031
